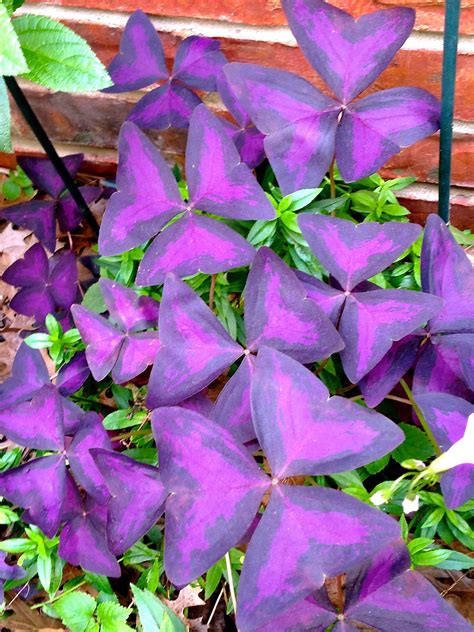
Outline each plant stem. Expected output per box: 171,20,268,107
209,274,217,310
385,394,412,405
207,586,224,626
225,552,238,617
31,579,87,609
399,379,441,455
329,160,336,200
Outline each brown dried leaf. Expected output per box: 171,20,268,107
163,585,208,631
3,594,64,631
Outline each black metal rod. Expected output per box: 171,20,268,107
5,76,99,235
438,0,461,223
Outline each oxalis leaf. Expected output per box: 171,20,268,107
0,2,28,74
12,15,112,91
0,77,12,153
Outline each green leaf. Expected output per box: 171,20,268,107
0,506,19,524
392,423,436,464
63,328,82,344
279,188,322,212
13,15,112,91
0,3,28,74
382,204,410,217
0,538,36,553
364,454,390,475
412,548,452,567
247,219,277,247
37,554,52,592
131,585,185,632
2,179,21,200
45,313,62,338
96,602,132,632
205,562,223,600
436,551,474,571
102,409,147,430
54,591,97,632
24,332,53,349
0,77,12,153
82,282,107,313
407,537,433,556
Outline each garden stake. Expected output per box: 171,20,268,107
438,0,461,223
4,76,100,236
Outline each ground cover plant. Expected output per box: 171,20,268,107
0,0,473,630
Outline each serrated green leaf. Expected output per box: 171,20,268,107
54,591,96,632
13,15,111,91
96,601,132,632
365,454,390,475
131,584,185,632
0,3,28,74
392,423,435,464
0,78,12,153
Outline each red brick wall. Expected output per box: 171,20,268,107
2,0,474,226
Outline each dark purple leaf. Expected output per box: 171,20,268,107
17,154,83,199
298,215,421,291
172,36,226,91
104,10,168,93
237,484,402,630
337,88,440,181
224,63,339,194
0,455,66,537
136,213,256,286
251,347,403,477
339,289,441,383
282,0,414,102
244,247,344,362
57,351,90,396
1,200,57,252
152,406,269,586
92,449,167,555
147,274,242,408
212,355,256,444
99,278,159,332
0,384,64,451
0,344,49,409
112,332,160,383
56,185,100,232
296,270,346,323
127,80,202,130
98,121,184,256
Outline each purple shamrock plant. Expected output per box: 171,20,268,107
360,214,474,406
151,347,408,627
71,278,160,383
104,10,226,130
1,154,99,251
2,243,78,326
224,0,440,193
296,215,443,383
99,104,275,284
147,247,344,442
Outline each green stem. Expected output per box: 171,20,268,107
329,160,336,201
31,579,87,609
399,379,441,455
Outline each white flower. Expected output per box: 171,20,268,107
402,494,419,514
430,413,474,473
370,490,390,506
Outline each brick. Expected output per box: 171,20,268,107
398,194,474,231
27,0,474,34
53,19,474,120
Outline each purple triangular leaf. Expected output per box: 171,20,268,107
337,88,440,182
251,347,403,478
282,0,414,102
245,593,336,632
2,200,57,252
2,242,48,286
9,285,55,324
147,274,242,407
66,412,112,500
185,105,274,220
18,154,83,199
172,36,226,91
99,278,159,332
217,72,253,130
298,215,421,291
57,351,90,396
128,80,202,130
0,551,26,582
212,355,256,444
48,249,78,309
112,332,160,383
421,214,474,334
224,63,339,194
0,455,66,537
103,10,168,93
92,449,167,555
413,337,473,401
0,344,49,409
62,398,85,436
56,185,101,232
296,270,346,323
359,334,422,407
244,248,344,362
237,484,402,630
98,121,184,256
152,406,269,586
136,213,256,286
0,384,64,451
59,495,120,577
71,305,124,382
347,570,472,630
339,289,442,383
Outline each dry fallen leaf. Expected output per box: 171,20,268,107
164,585,208,631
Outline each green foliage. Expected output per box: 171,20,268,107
25,314,83,365
392,423,436,464
0,2,28,75
0,77,11,152
131,584,185,632
13,15,112,91
1,165,34,199
83,282,107,314
55,592,97,632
